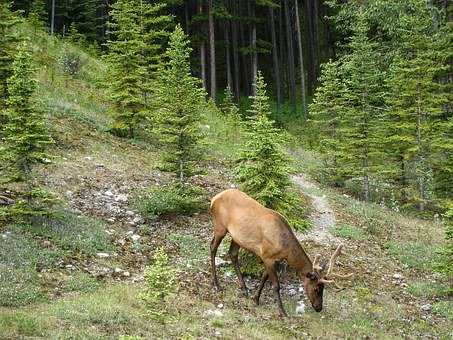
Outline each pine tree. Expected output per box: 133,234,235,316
337,18,387,201
1,44,52,182
153,24,205,182
386,24,448,210
0,44,53,220
105,0,145,137
309,60,347,185
28,0,47,32
0,1,20,117
221,85,240,118
235,71,295,215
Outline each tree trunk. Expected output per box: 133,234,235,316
294,0,307,119
269,7,281,111
232,0,240,101
250,1,257,95
225,19,233,91
284,0,296,113
198,1,207,91
51,0,55,35
208,0,216,101
240,16,249,96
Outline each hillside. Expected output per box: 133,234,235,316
0,20,452,340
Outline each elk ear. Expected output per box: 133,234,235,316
306,272,317,281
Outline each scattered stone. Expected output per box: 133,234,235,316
217,303,224,309
214,330,221,337
204,309,223,318
215,257,228,266
115,194,128,202
132,216,142,224
126,210,135,216
104,190,114,197
42,240,52,248
122,271,131,277
97,252,110,258
392,273,404,280
131,234,141,242
288,288,297,296
65,264,75,270
421,304,432,312
114,267,123,274
295,301,305,315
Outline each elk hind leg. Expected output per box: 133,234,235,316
210,228,227,291
253,271,268,305
228,240,248,296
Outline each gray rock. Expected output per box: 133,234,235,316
96,252,110,258
421,304,432,312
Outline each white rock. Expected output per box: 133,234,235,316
122,271,131,277
204,309,223,318
115,194,128,202
421,304,432,312
392,273,404,280
114,267,122,273
217,303,224,309
126,210,135,216
131,234,141,242
97,252,110,258
215,257,228,266
295,301,305,315
104,190,114,197
133,216,142,224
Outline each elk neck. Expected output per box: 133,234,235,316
285,237,313,276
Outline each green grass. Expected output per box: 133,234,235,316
407,281,449,298
64,271,103,293
432,301,453,320
386,241,442,271
168,232,207,268
330,223,366,240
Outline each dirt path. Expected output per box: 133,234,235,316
292,174,340,245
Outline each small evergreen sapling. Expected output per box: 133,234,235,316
0,44,53,220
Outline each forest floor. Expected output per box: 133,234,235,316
0,27,452,339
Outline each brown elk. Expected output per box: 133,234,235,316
210,189,351,317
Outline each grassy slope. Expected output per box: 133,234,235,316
0,25,451,339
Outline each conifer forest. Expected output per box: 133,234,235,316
0,0,452,338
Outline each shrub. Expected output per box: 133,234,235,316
239,250,263,278
138,183,204,219
141,248,178,318
58,47,86,76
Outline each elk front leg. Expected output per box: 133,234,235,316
228,240,248,296
265,260,287,317
210,232,226,291
253,272,268,305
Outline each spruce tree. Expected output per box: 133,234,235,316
0,44,53,220
28,0,47,32
105,0,145,137
221,86,240,118
309,60,347,185
337,18,387,201
235,71,297,218
386,28,448,210
153,24,205,182
0,1,20,116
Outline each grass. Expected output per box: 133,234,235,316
386,241,442,271
168,232,208,268
432,301,453,320
330,223,366,240
407,281,449,298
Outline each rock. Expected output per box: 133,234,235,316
65,264,75,270
97,252,110,258
288,288,297,296
204,309,223,318
132,216,142,224
131,234,141,242
217,303,224,309
84,156,93,161
114,267,122,274
126,210,135,216
392,273,404,280
421,304,432,312
295,301,305,315
215,257,228,266
115,194,128,202
42,240,52,248
214,330,221,337
104,190,114,197
122,271,131,277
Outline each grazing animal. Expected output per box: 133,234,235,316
210,189,351,316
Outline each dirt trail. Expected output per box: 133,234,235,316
292,174,340,245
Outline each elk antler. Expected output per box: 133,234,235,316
322,244,353,284
312,254,322,272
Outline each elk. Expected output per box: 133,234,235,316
210,189,351,317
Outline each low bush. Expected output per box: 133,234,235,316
239,251,263,278
138,183,204,219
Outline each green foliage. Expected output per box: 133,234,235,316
27,211,113,256
235,71,306,230
28,0,47,32
138,183,204,219
105,0,145,137
141,247,178,319
386,241,441,271
0,266,43,307
64,272,102,293
238,250,263,278
432,301,453,320
330,224,366,240
0,1,20,114
407,281,449,298
436,202,453,279
168,233,207,267
153,25,206,182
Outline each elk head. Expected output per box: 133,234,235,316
302,244,352,312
